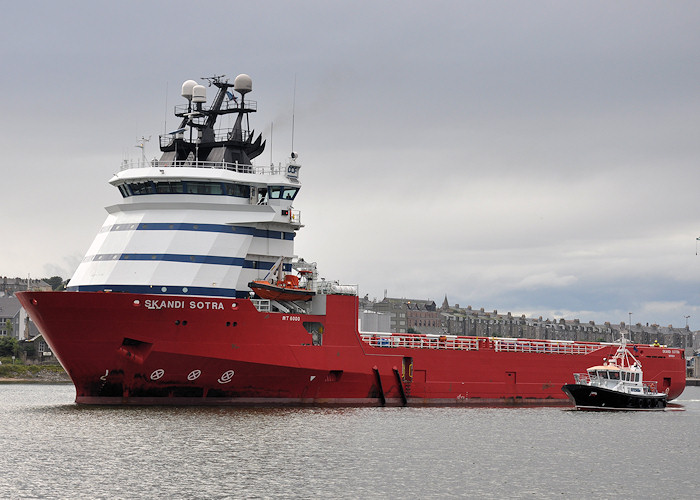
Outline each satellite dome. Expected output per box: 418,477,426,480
192,84,207,103
181,80,198,99
234,74,253,95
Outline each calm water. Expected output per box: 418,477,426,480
1,384,698,499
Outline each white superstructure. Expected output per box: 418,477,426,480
68,74,302,299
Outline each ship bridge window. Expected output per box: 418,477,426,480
269,186,282,199
268,186,299,200
119,180,253,198
609,371,619,380
155,181,184,194
129,182,156,195
224,183,251,198
186,181,223,195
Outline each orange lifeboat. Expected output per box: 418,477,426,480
248,274,315,302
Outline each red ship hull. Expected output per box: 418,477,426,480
17,291,686,406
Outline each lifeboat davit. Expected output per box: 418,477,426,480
248,274,315,302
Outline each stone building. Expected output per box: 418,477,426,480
362,296,442,334
1,277,51,296
0,296,28,340
360,295,695,350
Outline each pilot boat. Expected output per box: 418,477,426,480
562,335,668,411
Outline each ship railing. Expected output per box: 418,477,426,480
360,333,480,351
573,373,591,384
173,99,257,116
120,159,291,176
251,299,271,312
315,281,358,296
159,129,254,147
494,339,601,355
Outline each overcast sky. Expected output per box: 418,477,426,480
2,1,700,330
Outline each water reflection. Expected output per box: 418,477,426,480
2,384,698,499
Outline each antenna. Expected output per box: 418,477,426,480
135,136,151,166
291,74,297,155
163,81,168,136
202,74,226,86
270,122,274,165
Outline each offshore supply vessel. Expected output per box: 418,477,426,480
18,73,686,405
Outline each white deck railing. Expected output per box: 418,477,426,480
120,159,291,176
361,333,480,351
494,339,601,355
360,333,604,355
572,373,660,394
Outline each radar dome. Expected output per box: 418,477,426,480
234,74,253,95
192,84,207,103
181,80,198,99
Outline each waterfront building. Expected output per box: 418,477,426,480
360,295,695,350
1,277,51,296
0,296,27,340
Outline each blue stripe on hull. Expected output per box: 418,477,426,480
101,222,295,240
83,254,292,271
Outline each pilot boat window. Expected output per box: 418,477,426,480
609,371,619,380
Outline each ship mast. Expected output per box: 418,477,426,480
160,74,265,166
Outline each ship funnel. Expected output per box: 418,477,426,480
234,74,253,95
192,84,207,103
181,80,198,100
